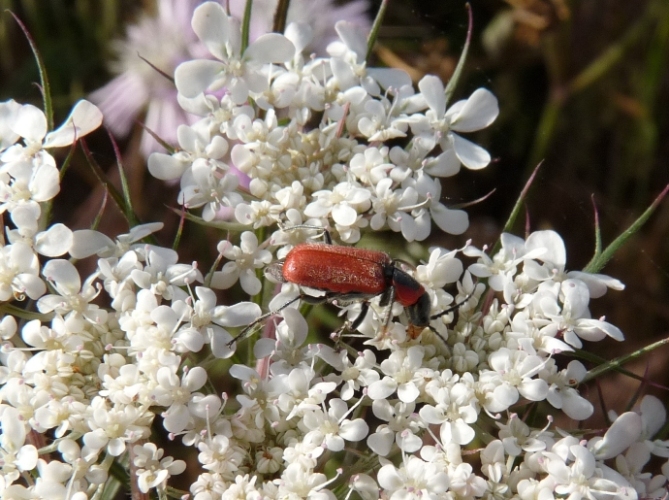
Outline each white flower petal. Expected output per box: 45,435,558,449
449,88,499,132
213,302,262,327
245,33,295,64
367,378,397,400
367,429,394,456
175,60,225,98
12,104,47,142
332,203,358,226
451,132,491,170
431,203,469,235
334,20,367,60
35,223,73,257
148,152,189,181
397,382,420,403
42,259,81,293
191,2,231,60
43,100,103,148
451,419,475,445
69,230,115,259
339,419,369,442
591,412,642,459
418,75,446,117
525,230,566,267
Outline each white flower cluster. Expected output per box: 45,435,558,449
148,1,499,248
1,2,667,500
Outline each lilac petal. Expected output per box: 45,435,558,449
245,33,295,64
418,75,446,117
43,100,103,148
175,60,225,98
451,133,491,170
449,88,499,132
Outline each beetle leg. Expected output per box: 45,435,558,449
349,301,370,331
227,294,303,347
429,284,478,321
379,285,395,331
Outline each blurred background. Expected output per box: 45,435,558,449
1,0,667,419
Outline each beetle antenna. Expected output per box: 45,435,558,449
429,285,478,320
278,224,332,244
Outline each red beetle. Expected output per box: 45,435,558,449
228,230,471,345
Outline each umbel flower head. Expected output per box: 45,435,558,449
1,2,666,500
90,0,370,157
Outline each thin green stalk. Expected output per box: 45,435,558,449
366,0,389,62
9,10,53,129
241,0,253,54
107,130,138,228
272,0,290,34
584,184,669,273
80,138,133,226
490,162,542,256
444,3,473,106
581,335,669,383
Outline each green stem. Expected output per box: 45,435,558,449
241,0,253,54
584,184,669,273
272,0,290,34
366,0,389,62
